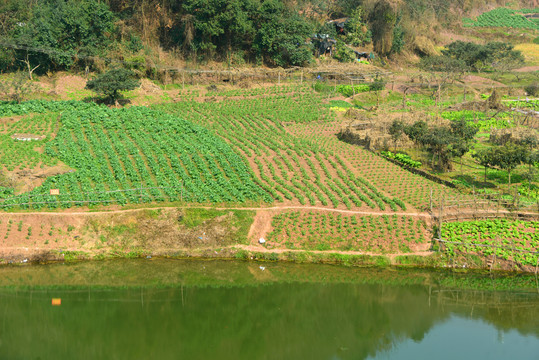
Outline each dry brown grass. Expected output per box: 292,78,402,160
514,43,539,66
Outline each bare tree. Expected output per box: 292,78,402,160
18,52,39,80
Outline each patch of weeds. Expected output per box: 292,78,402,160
61,250,88,262
374,256,391,267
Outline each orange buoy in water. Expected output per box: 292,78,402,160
52,298,61,306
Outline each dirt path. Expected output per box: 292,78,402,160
234,244,433,260
4,205,430,217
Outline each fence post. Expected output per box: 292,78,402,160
438,192,444,239
429,188,433,212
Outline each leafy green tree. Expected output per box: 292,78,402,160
404,120,428,147
388,119,405,151
420,126,456,170
85,68,140,104
254,1,313,67
441,41,524,72
450,118,478,141
472,148,494,183
181,0,256,59
5,0,115,72
473,144,528,186
390,24,405,54
449,118,478,172
490,144,529,186
334,41,356,62
344,7,371,46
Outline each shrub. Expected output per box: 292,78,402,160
525,83,539,97
333,41,356,63
419,55,467,72
85,68,140,103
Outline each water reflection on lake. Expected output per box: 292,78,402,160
0,259,537,359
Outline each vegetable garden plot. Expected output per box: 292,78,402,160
156,91,406,211
266,211,428,253
441,219,539,266
0,105,269,208
285,121,469,210
0,100,93,117
463,8,539,30
0,112,62,171
439,111,515,131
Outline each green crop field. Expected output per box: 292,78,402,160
441,219,539,265
266,210,428,253
463,8,539,30
0,101,269,208
0,86,472,211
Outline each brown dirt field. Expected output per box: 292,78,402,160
6,163,72,194
462,75,505,88
55,74,87,96
513,66,539,73
0,207,250,263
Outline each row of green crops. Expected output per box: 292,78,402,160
441,219,539,266
266,211,426,253
380,151,421,168
156,85,406,211
0,103,270,208
439,111,514,130
506,99,539,111
0,100,93,117
463,8,539,30
0,112,63,171
335,84,371,98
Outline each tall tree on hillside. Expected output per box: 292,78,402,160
491,144,529,187
388,119,405,151
404,120,428,148
449,118,478,172
368,0,398,57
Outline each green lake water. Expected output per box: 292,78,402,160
0,259,538,359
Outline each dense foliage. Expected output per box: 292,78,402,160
422,41,524,72
0,0,116,72
166,0,314,66
85,68,140,103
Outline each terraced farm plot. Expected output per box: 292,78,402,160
285,120,469,210
1,86,465,212
0,112,62,171
463,8,539,30
0,103,268,208
265,210,429,253
441,219,539,265
157,87,408,211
